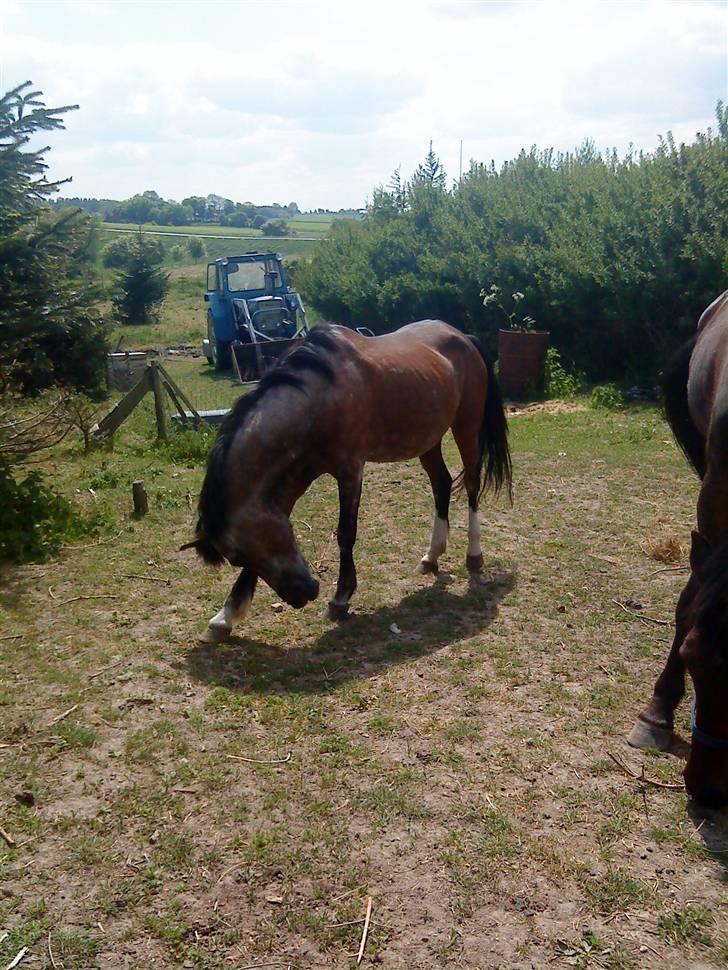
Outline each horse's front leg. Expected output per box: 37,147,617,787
328,464,364,621
201,568,258,643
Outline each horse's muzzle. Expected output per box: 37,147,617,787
279,573,320,609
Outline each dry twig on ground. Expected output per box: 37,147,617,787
356,896,373,965
226,752,292,766
607,751,684,791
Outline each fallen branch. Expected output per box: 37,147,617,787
607,751,684,791
5,946,28,970
356,896,373,965
47,932,59,970
0,634,23,642
48,703,79,725
54,594,118,607
0,825,16,847
647,565,688,577
612,599,670,627
233,963,290,970
120,573,171,585
226,752,292,766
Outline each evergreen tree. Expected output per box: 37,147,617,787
413,141,447,190
112,231,170,325
0,81,108,395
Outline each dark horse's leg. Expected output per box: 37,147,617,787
418,443,452,574
628,572,697,749
328,464,364,621
201,568,258,643
629,528,711,750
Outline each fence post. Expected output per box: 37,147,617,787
150,361,169,442
132,480,149,517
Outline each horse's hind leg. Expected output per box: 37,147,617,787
451,421,485,573
628,574,694,750
201,568,258,643
628,529,710,750
328,463,364,621
418,444,452,574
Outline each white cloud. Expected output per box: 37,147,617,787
0,0,724,208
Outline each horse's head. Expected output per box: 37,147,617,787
222,502,320,608
680,533,728,807
187,502,319,609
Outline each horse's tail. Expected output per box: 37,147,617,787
466,335,513,504
663,334,706,479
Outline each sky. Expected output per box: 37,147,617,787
0,0,726,210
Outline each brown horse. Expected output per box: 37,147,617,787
184,321,511,642
629,290,728,807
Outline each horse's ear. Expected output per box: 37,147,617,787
689,530,711,573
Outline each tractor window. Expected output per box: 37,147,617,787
226,262,267,292
206,264,218,291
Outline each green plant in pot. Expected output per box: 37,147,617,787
482,284,549,400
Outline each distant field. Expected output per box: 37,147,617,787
100,213,348,240
102,222,263,237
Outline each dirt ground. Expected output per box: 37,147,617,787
1,404,726,969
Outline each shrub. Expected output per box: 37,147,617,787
590,384,623,410
545,347,583,400
102,236,132,268
103,234,165,270
187,237,206,259
0,460,111,563
261,218,288,237
159,425,215,466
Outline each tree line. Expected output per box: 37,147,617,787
52,191,302,230
299,117,728,381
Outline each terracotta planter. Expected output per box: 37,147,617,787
498,329,550,400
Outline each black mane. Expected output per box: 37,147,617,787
194,327,340,558
694,536,728,648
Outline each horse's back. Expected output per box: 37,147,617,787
326,320,486,463
690,293,728,448
697,290,728,333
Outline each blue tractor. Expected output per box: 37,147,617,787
203,252,310,380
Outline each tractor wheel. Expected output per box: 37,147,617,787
207,314,231,371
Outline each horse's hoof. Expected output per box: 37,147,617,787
418,559,438,575
627,717,673,752
327,601,350,622
466,553,484,573
200,623,232,644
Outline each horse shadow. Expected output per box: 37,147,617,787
185,568,516,696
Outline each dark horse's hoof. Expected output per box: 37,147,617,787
327,601,350,622
418,559,439,575
627,717,673,752
466,553,484,573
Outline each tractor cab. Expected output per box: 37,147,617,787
203,252,309,379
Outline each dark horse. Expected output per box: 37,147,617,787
630,290,728,807
184,321,511,642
